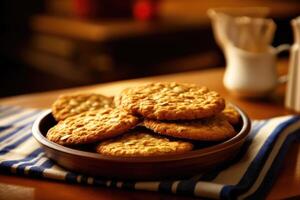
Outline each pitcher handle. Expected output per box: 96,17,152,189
275,44,291,84
275,44,291,54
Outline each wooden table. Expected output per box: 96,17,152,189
0,61,299,200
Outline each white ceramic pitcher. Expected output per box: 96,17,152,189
223,43,290,97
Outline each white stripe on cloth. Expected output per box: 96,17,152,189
212,116,291,185
171,181,180,193
238,119,300,199
0,107,22,118
24,157,48,175
194,182,224,199
77,175,83,183
106,180,112,187
0,110,41,138
13,112,43,127
10,152,45,173
0,126,32,148
0,138,40,163
0,125,24,138
43,166,68,181
116,182,123,188
0,109,38,126
0,106,24,114
87,177,94,185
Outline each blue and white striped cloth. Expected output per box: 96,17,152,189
0,105,300,200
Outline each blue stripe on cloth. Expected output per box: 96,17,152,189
220,116,300,199
0,110,39,140
200,121,268,182
110,180,118,188
245,129,300,200
0,106,16,113
0,133,32,156
0,107,23,119
0,125,12,132
0,105,11,111
0,147,43,167
66,172,109,185
93,179,108,187
176,180,198,196
2,110,41,126
75,175,89,184
158,181,174,193
0,110,39,136
15,153,46,175
81,175,88,184
121,181,136,190
0,148,44,174
28,160,55,178
65,172,79,183
0,123,32,142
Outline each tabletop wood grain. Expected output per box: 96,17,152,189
0,60,299,200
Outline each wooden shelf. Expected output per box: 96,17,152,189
30,15,202,42
31,1,300,42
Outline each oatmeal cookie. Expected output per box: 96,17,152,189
52,93,113,121
143,114,236,141
96,131,193,157
47,108,139,145
222,104,241,125
116,82,225,120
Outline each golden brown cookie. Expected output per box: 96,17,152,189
116,82,225,120
143,114,236,141
222,104,240,125
96,131,193,157
52,93,113,121
47,108,139,145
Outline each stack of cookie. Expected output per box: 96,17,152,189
47,82,240,157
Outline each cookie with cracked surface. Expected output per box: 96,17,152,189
222,104,240,125
115,82,225,120
47,108,139,145
96,131,193,157
143,114,236,141
52,93,113,121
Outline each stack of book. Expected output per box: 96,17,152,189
22,0,135,84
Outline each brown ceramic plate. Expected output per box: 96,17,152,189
32,104,251,180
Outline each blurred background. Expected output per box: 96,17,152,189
1,0,299,97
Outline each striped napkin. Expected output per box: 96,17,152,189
1,105,300,200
